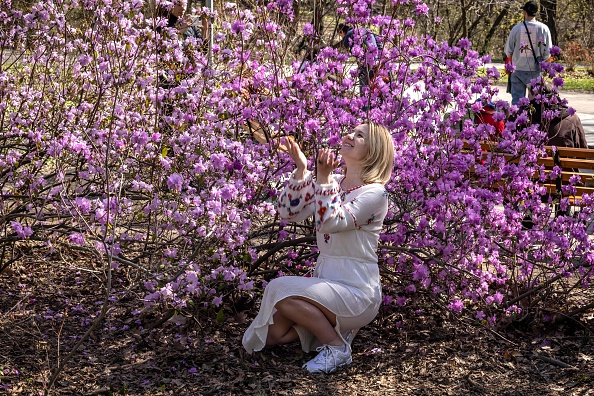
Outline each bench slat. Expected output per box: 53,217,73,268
545,146,594,159
557,159,594,169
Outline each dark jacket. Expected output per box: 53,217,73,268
546,108,588,149
531,103,588,148
183,24,203,42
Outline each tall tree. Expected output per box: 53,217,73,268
479,8,508,55
539,0,558,45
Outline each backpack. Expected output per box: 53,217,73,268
344,28,383,54
363,29,383,54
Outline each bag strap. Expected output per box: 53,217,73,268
522,21,540,66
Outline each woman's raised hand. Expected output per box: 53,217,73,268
286,137,308,180
316,148,339,185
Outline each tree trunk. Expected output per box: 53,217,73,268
460,0,468,38
313,0,323,36
480,8,508,55
540,0,558,46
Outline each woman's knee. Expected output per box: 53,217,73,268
266,314,295,345
275,297,337,326
274,297,296,314
274,296,299,310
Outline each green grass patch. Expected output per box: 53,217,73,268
490,68,594,92
561,77,594,91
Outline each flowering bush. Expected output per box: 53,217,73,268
1,0,592,338
562,41,588,72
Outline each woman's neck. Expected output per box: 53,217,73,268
341,167,364,190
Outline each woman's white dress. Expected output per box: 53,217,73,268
242,171,388,353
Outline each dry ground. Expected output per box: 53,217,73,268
0,253,593,396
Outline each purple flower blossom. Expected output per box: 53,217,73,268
304,119,320,132
505,305,521,316
412,263,429,281
552,77,564,87
448,299,464,313
11,221,33,239
415,3,429,15
68,233,85,245
470,101,484,113
405,284,416,293
231,20,246,34
303,23,314,36
458,38,471,50
164,248,178,258
212,295,223,307
486,291,503,305
75,197,91,215
166,173,184,191
78,54,92,66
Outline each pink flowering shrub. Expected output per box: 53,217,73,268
0,0,592,330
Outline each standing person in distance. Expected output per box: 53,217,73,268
155,0,208,44
242,123,395,374
504,1,553,105
338,24,382,100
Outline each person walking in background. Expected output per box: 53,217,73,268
242,123,395,373
337,24,382,99
504,1,552,106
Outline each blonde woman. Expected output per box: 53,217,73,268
242,123,395,373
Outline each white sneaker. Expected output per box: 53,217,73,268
302,344,352,373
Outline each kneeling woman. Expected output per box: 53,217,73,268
242,122,395,373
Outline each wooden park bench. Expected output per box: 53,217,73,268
470,142,594,209
539,146,594,207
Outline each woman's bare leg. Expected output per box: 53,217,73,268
273,297,343,346
266,310,299,345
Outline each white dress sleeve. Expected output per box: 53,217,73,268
314,181,387,234
277,170,316,222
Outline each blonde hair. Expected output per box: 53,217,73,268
359,122,395,185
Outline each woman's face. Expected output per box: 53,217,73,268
339,124,369,163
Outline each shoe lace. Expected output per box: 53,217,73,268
313,345,340,371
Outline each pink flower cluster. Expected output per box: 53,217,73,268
0,0,591,326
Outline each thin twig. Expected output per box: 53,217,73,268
166,228,215,284
533,353,575,369
542,306,594,335
505,262,592,307
249,236,316,274
485,327,518,346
